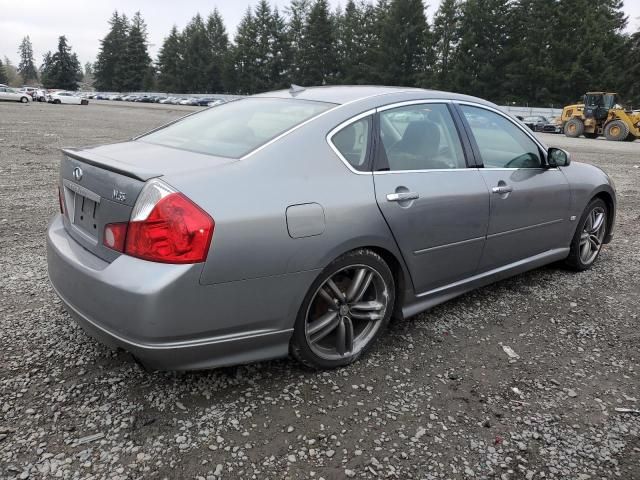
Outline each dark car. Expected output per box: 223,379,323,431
523,116,548,132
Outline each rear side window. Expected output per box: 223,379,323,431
331,117,371,171
379,103,466,170
461,105,542,168
140,98,335,158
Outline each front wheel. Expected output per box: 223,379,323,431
290,249,395,369
604,120,629,141
565,199,608,271
20,96,29,103
564,118,584,138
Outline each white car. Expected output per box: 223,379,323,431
47,91,89,105
0,86,31,103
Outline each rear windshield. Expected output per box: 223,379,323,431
139,98,335,158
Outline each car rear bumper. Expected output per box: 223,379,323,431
47,214,317,370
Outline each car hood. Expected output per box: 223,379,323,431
62,141,237,181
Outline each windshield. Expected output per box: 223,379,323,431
139,97,335,158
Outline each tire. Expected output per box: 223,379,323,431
20,96,28,103
564,118,584,138
54,99,61,104
290,249,396,370
604,120,629,141
565,198,608,271
584,132,598,139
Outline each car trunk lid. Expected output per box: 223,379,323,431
59,142,235,262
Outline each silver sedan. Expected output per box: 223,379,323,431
47,86,616,371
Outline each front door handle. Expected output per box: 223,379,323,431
387,192,419,202
492,185,513,194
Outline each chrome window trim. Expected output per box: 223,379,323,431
326,109,376,175
376,98,453,112
454,100,550,168
373,168,480,175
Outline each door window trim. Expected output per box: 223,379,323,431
373,99,474,173
453,101,555,170
326,109,376,175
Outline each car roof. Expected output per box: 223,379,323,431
252,85,493,106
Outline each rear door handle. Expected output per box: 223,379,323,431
492,185,513,194
387,192,419,202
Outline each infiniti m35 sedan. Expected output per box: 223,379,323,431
47,86,616,371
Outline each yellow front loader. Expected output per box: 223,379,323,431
561,92,640,141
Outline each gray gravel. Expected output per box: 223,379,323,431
1,101,639,479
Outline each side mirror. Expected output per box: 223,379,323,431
547,147,571,167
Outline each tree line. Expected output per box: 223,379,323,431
2,0,639,106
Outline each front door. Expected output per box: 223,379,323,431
373,102,490,294
457,104,571,271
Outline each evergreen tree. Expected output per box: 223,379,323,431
180,14,212,92
229,8,257,93
624,29,640,105
285,0,311,83
378,0,431,87
299,0,337,85
157,26,182,92
0,58,8,85
40,36,82,90
205,9,229,92
123,11,151,91
18,36,38,83
451,0,511,102
94,12,129,91
336,0,379,84
432,0,461,89
83,62,95,86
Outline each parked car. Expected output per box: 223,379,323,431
47,91,89,105
522,115,548,132
47,86,616,371
159,97,175,104
179,98,196,105
542,116,563,134
0,86,31,103
207,99,226,107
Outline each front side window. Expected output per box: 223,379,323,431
461,105,542,168
379,103,466,171
140,98,335,158
331,116,371,171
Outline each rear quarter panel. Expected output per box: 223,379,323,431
161,100,408,287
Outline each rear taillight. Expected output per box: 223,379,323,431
102,179,214,264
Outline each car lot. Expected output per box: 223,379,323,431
0,101,638,479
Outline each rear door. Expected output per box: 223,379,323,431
372,101,489,294
456,103,571,271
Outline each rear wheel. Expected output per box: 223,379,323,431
564,118,584,138
565,198,608,271
20,96,28,103
604,120,629,141
290,249,395,370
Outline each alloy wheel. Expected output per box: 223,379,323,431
304,265,389,360
579,206,606,265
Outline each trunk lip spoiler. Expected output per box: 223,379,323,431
61,147,160,182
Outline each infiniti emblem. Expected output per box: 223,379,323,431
72,167,83,181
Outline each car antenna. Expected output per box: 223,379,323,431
289,84,306,96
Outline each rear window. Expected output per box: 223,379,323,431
139,98,335,158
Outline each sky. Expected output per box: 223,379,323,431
1,0,639,68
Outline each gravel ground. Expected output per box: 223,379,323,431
1,101,639,480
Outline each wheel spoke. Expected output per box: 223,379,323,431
350,300,384,312
352,271,374,303
591,212,605,233
335,318,354,355
346,268,367,302
584,212,593,232
580,239,591,259
319,287,338,307
589,235,601,250
326,279,346,303
309,311,339,343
